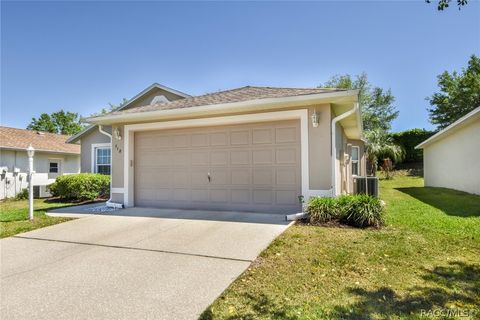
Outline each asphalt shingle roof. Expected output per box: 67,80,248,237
0,126,80,154
107,86,345,116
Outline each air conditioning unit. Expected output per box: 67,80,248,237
33,185,52,198
353,176,379,197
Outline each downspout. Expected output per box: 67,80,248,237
98,125,123,209
331,103,359,197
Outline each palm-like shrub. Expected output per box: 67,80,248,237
364,129,405,175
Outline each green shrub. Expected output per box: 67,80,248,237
306,194,385,228
340,195,385,228
14,188,29,200
49,173,110,201
390,128,435,163
306,197,338,223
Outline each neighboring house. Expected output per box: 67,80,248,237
71,83,365,213
0,127,80,199
416,107,480,195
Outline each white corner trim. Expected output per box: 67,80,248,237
91,143,111,173
123,109,311,207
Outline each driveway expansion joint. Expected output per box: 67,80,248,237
11,235,254,263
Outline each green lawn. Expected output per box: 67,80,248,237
201,174,480,319
0,199,75,238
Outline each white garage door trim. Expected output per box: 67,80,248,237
123,109,330,207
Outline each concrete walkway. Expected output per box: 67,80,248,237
1,205,291,320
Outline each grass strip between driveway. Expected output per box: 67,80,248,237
0,199,77,238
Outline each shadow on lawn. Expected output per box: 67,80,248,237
200,293,300,320
396,187,480,217
333,261,480,320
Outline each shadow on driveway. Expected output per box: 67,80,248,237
395,186,480,217
48,203,291,225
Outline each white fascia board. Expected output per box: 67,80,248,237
0,146,80,156
86,90,359,125
416,106,480,149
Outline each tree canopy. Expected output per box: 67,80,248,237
27,110,84,135
320,73,399,132
89,98,129,117
426,0,468,10
427,55,480,129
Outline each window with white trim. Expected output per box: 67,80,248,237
95,147,111,175
49,161,59,173
351,146,359,176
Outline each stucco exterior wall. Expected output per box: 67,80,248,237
79,127,111,172
0,149,80,199
423,121,480,195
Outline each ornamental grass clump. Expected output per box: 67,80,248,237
306,194,385,228
340,194,385,228
305,196,338,224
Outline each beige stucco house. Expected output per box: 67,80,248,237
0,127,80,199
70,83,365,213
416,107,480,195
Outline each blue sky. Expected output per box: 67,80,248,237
1,1,479,132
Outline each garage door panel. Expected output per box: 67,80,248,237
136,151,171,167
191,151,210,166
231,130,250,145
252,149,273,165
253,189,274,204
172,151,190,167
252,128,273,144
191,133,209,147
231,189,251,204
173,171,189,187
173,189,190,201
211,151,228,166
275,127,297,143
276,169,297,185
210,189,229,202
134,120,301,213
191,171,209,186
172,134,190,148
210,132,228,146
231,150,250,165
231,169,251,185
191,189,209,202
210,169,229,185
253,168,274,185
276,190,298,205
276,148,297,164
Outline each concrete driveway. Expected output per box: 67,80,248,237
1,205,291,320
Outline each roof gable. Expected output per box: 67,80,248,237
416,107,480,149
67,83,189,143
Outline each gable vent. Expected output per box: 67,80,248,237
151,95,169,104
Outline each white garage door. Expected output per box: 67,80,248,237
134,120,301,213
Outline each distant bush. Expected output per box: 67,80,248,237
14,188,29,200
305,194,385,228
390,129,436,163
49,173,110,201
